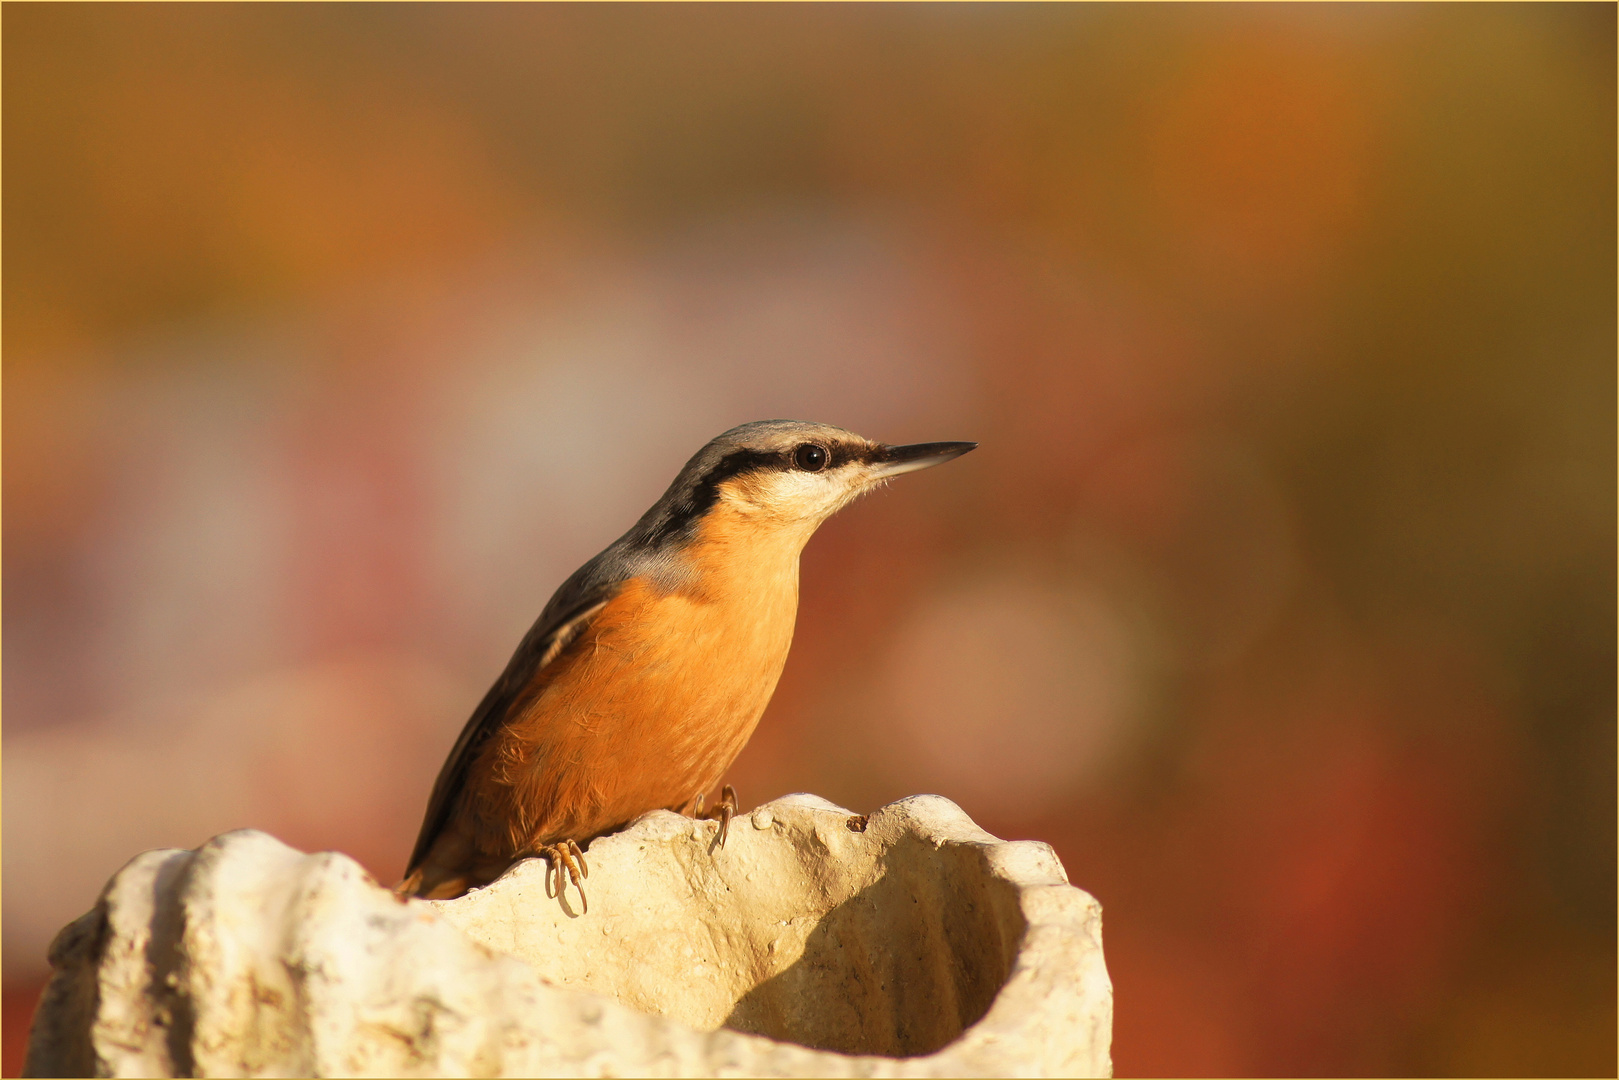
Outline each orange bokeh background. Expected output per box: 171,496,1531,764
4,6,1613,1076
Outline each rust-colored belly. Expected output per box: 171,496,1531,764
470,567,797,857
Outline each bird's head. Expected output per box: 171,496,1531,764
634,419,976,551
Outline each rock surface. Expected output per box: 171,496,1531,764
26,793,1112,1077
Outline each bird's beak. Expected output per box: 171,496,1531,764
866,441,978,480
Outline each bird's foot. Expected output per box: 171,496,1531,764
698,784,739,852
539,839,589,914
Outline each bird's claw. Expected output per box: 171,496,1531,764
700,784,739,852
540,839,589,914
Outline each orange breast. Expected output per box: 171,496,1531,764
470,505,803,856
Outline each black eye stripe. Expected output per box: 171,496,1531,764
833,443,868,468
638,438,875,548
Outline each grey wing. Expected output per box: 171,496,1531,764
403,563,621,878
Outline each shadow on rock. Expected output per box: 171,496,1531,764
723,833,1023,1057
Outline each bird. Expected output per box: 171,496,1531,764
397,419,976,906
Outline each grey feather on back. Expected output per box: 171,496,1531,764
404,555,628,875
401,445,709,875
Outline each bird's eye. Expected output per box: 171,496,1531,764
793,443,829,471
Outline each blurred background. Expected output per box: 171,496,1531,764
3,4,1613,1075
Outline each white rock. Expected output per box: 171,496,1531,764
25,794,1112,1077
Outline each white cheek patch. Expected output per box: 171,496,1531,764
742,467,858,519
763,469,840,513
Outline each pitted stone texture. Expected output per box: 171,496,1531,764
26,794,1112,1078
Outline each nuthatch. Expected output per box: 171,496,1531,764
398,420,976,905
